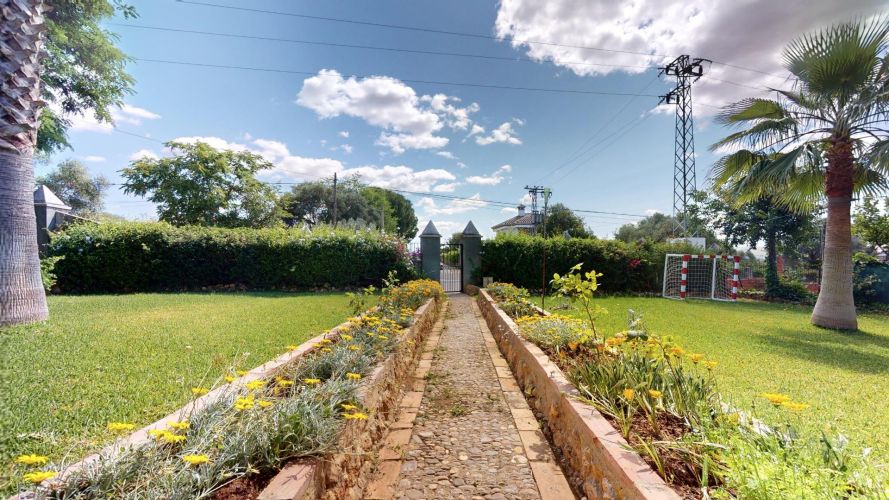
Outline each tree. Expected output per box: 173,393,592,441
37,159,110,215
692,190,819,297
544,203,590,238
121,141,282,228
366,187,418,239
615,213,679,243
0,0,50,325
361,186,397,233
38,0,136,155
854,196,889,258
711,19,889,330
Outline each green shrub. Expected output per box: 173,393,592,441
48,222,414,293
39,257,61,293
481,234,692,294
853,253,889,307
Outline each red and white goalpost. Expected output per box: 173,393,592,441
662,254,740,301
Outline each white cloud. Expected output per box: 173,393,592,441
339,144,353,154
494,0,884,111
163,135,457,192
645,208,662,216
436,151,458,160
297,69,450,154
501,206,518,213
69,103,161,133
421,94,479,130
456,161,467,169
468,124,485,137
416,193,487,216
475,121,522,146
83,155,106,162
466,164,512,186
129,149,158,161
338,130,350,138
432,182,461,193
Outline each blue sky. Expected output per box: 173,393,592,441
44,0,884,239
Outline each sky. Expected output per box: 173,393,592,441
44,0,886,240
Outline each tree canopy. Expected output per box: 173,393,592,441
854,196,889,257
121,141,282,228
615,213,679,243
37,159,110,215
544,203,591,238
39,1,136,156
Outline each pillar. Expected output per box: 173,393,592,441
461,221,481,289
419,221,441,281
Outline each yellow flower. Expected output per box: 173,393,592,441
605,337,625,347
689,353,704,363
245,380,266,391
321,347,332,353
162,433,186,444
23,471,56,484
761,392,791,405
319,338,333,344
623,388,635,400
287,344,298,351
224,375,236,383
182,454,210,466
781,401,810,411
234,395,255,411
341,403,358,411
343,412,369,420
348,345,360,351
377,335,388,340
148,429,168,438
303,378,321,385
191,387,209,396
667,347,685,357
346,372,362,381
277,379,294,388
702,360,718,370
258,400,274,408
16,454,49,466
341,334,354,341
236,370,248,376
168,421,190,431
107,422,136,432
648,389,663,399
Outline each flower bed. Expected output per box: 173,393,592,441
480,280,886,499
10,280,443,500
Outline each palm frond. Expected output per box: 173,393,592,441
714,98,787,125
708,149,766,187
784,18,889,97
709,117,798,151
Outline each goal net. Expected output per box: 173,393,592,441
663,254,740,301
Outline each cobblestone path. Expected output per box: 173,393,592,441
365,294,574,500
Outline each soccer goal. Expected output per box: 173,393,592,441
663,254,740,301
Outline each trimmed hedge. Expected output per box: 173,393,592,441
49,222,412,293
481,234,693,294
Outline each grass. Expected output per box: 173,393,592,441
0,292,353,490
535,295,889,464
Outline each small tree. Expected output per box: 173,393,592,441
545,203,590,238
854,196,889,259
37,159,110,215
551,264,607,340
121,141,282,228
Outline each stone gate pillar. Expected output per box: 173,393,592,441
419,221,441,281
461,221,481,289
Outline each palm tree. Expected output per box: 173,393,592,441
711,18,889,330
0,0,49,326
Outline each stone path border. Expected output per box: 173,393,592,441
364,294,574,499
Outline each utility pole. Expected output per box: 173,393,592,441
541,188,551,310
332,172,338,228
659,55,709,236
524,185,546,236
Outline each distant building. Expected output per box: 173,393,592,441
492,204,537,235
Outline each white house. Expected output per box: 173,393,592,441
491,204,537,235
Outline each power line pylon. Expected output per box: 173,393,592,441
524,185,547,236
659,55,709,236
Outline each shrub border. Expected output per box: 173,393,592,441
16,296,441,500
476,290,679,500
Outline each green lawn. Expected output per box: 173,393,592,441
536,296,889,463
0,292,352,488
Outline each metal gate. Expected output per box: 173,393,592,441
440,243,463,292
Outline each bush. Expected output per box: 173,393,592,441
49,222,414,293
39,257,61,293
853,252,889,307
481,234,692,294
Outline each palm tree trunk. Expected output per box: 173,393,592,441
811,139,857,330
0,0,49,326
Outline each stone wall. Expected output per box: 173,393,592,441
476,290,679,500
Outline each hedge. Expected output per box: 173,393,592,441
49,222,412,293
480,234,693,294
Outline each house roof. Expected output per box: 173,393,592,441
33,185,71,210
492,213,537,230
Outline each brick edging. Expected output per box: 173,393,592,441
476,290,680,500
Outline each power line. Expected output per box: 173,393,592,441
112,24,655,71
131,57,662,97
175,0,672,59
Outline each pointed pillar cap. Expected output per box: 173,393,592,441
34,185,71,210
462,221,481,237
420,221,441,238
